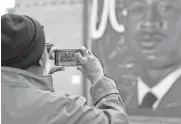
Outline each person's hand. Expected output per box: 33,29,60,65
76,46,104,84
47,47,65,75
48,65,65,75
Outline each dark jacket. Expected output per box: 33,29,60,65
2,67,129,124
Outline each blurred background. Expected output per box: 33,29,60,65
5,0,85,96
2,0,181,123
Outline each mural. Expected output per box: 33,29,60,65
90,0,181,120
90,0,137,107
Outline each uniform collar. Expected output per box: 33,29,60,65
137,66,181,109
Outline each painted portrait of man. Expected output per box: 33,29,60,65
123,0,181,117
91,0,181,118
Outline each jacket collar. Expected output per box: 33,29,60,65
1,66,54,92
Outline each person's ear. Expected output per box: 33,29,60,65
38,48,48,67
38,59,43,66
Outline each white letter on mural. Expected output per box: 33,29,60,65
90,0,125,40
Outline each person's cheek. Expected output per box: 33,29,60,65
42,50,51,76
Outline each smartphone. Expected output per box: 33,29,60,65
54,49,83,66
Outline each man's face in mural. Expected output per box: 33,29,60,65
126,0,181,69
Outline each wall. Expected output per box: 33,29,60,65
10,2,84,95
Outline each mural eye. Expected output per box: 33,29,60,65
158,2,178,18
128,2,145,16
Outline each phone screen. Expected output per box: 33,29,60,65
55,49,83,66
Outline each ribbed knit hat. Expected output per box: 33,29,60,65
1,14,45,69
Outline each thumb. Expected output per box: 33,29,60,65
77,66,84,74
75,52,85,65
49,47,59,59
49,66,65,74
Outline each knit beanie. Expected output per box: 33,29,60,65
1,14,45,69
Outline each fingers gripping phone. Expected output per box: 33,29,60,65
46,43,53,53
54,49,83,66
